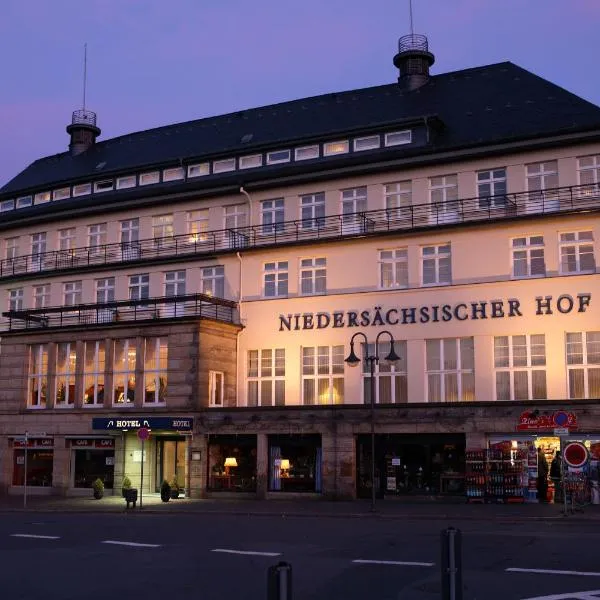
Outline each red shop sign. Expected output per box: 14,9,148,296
516,410,578,432
13,438,54,448
71,438,115,449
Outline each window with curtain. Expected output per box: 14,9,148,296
566,331,600,399
361,341,407,404
302,346,344,405
247,348,285,407
426,338,475,402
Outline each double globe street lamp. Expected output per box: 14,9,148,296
345,330,401,512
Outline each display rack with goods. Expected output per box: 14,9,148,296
465,449,486,502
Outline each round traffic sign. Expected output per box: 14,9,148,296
563,442,588,468
137,427,150,441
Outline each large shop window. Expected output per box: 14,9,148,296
28,344,48,408
302,345,344,405
426,338,474,402
113,338,137,404
144,338,168,405
247,349,285,406
12,438,54,486
269,435,322,493
55,342,76,407
494,334,547,400
70,439,115,489
208,435,256,492
362,341,407,404
567,331,600,399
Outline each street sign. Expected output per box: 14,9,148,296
554,428,570,436
137,427,150,441
563,441,589,469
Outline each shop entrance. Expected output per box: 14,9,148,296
155,437,186,492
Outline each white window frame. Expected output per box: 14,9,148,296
224,204,247,229
477,168,507,209
162,167,184,182
385,181,412,216
353,135,380,152
113,338,137,405
384,130,412,146
209,370,224,407
164,270,186,297
324,141,349,156
566,331,600,399
266,150,291,165
187,163,210,178
95,277,115,303
94,180,114,193
187,210,209,242
58,228,76,251
139,171,160,186
301,345,344,405
511,235,545,278
247,349,285,407
53,187,71,201
263,261,288,298
421,244,452,286
426,338,475,402
8,288,24,311
16,196,33,208
116,176,136,189
300,192,325,230
378,248,408,289
129,273,150,301
295,145,319,161
239,154,263,169
213,158,236,173
559,231,595,274
28,344,48,409
120,219,139,244
33,284,51,309
152,214,174,241
83,340,106,407
261,199,285,234
143,338,168,405
34,192,51,204
55,342,77,407
63,280,82,306
5,237,19,261
300,257,326,295
494,334,547,401
1,199,15,212
361,341,408,404
87,223,107,251
72,183,91,197
201,265,225,297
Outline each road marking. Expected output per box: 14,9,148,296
508,568,600,578
102,540,161,548
11,534,60,540
520,591,600,600
352,559,434,567
211,548,281,557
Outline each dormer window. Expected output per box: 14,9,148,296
117,176,136,189
94,180,114,193
239,154,263,169
295,146,319,161
324,141,349,156
0,199,15,212
266,150,291,165
385,130,412,146
188,163,209,178
213,158,236,173
53,188,71,201
16,196,33,208
73,183,92,197
163,167,185,182
139,171,160,186
34,192,51,204
354,135,380,151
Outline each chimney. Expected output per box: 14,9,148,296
393,34,435,92
66,109,101,156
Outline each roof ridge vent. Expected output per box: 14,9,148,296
393,33,435,92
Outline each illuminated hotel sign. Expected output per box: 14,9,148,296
92,417,193,431
279,293,592,331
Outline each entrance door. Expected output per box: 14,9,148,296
155,438,186,491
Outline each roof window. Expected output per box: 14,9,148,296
324,141,349,156
354,135,380,152
239,154,263,169
385,130,412,146
73,183,92,197
163,167,185,182
117,176,136,190
94,180,114,193
295,146,319,161
16,196,33,208
188,163,210,178
213,158,236,173
140,171,160,186
266,150,291,165
0,199,15,212
53,187,71,201
34,192,51,205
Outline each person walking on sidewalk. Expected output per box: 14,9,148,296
550,450,563,502
537,447,549,503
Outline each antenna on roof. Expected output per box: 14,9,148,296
409,0,414,37
82,42,88,111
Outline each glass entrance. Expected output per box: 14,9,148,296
155,438,186,491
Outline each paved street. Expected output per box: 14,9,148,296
1,509,600,599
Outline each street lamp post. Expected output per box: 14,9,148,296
345,330,400,512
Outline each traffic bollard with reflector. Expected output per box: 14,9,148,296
267,561,292,600
441,527,463,600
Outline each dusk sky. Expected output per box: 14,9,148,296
1,0,599,188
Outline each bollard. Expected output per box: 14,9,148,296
441,527,463,600
267,561,292,600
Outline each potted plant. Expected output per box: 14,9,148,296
92,478,104,500
122,475,132,498
170,476,180,499
160,479,171,502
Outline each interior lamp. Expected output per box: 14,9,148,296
224,456,238,474
279,459,290,476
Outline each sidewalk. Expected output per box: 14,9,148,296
1,493,599,522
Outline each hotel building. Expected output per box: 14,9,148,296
0,34,599,500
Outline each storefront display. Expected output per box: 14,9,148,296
269,434,322,493
208,435,257,492
70,438,115,489
12,438,54,486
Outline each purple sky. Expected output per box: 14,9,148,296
1,0,599,188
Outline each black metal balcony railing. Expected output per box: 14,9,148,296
1,293,238,332
1,182,599,280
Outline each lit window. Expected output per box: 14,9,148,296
266,150,291,165
116,176,136,189
187,209,209,242
302,346,344,405
239,154,263,169
55,342,77,407
16,196,33,208
566,331,600,399
28,344,48,408
324,141,349,156
34,192,51,204
201,265,225,297
209,371,224,406
83,341,106,406
73,183,92,197
213,158,236,173
188,163,210,177
295,146,319,161
247,349,285,407
139,172,160,186
113,339,137,405
385,130,412,146
353,136,380,151
163,167,184,182
94,180,114,193
362,341,407,404
143,338,168,405
53,188,70,201
427,338,475,402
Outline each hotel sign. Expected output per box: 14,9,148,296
279,293,592,331
92,417,193,431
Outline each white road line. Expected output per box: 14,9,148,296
211,548,281,557
520,591,600,600
11,534,60,540
507,568,600,578
102,540,161,548
352,559,434,567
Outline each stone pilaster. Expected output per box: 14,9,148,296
256,433,268,499
52,436,70,496
189,434,207,498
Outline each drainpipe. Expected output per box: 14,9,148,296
239,186,253,227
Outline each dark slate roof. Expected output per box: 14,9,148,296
3,61,600,196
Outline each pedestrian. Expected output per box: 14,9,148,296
550,450,562,503
537,447,549,503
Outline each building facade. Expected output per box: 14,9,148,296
1,34,599,501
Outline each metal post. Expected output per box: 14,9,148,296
441,527,463,600
561,450,568,516
369,357,376,512
23,431,28,509
140,438,144,509
267,561,292,600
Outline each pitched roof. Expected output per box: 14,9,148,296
3,61,600,196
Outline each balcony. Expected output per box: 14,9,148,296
1,293,238,333
0,182,598,281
